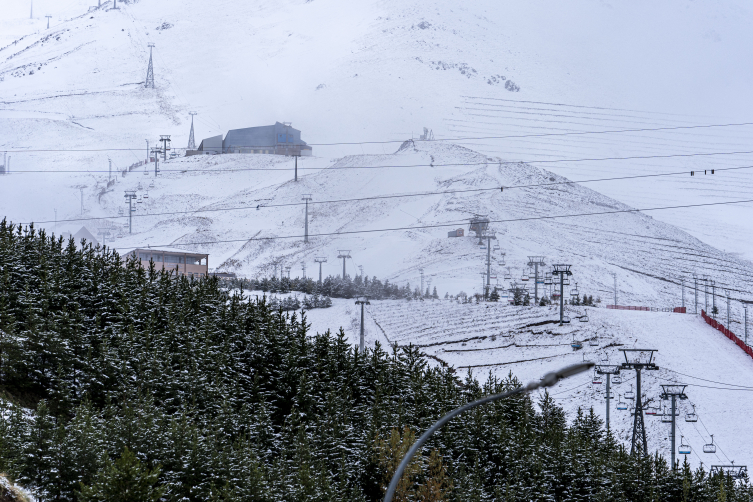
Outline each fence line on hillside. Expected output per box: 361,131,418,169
606,305,686,313
701,309,753,360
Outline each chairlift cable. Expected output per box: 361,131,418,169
28,197,753,248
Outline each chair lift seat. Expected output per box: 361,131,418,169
703,435,716,454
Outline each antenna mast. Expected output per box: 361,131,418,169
145,43,155,88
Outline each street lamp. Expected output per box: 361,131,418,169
383,362,595,502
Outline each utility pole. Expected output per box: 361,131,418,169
45,15,51,29
301,262,306,280
337,250,351,279
124,191,137,233
294,155,299,181
187,112,197,150
145,139,149,163
596,365,621,432
693,274,698,314
285,266,291,279
620,349,659,456
314,257,327,283
711,280,717,317
108,158,112,181
611,272,618,306
419,268,425,297
660,384,688,470
743,303,749,346
527,256,545,304
355,298,370,352
159,135,171,161
726,290,731,328
552,264,572,325
703,275,709,312
145,43,155,88
79,187,85,215
302,194,312,243
358,265,364,278
681,279,685,309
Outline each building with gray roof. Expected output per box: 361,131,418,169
195,122,311,156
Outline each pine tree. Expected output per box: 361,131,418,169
78,447,166,502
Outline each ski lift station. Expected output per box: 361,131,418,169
124,247,209,278
192,122,312,156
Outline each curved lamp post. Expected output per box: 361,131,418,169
383,362,595,502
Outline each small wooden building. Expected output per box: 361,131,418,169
124,247,209,278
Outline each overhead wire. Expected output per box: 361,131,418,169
8,151,753,175
66,198,753,248
21,163,753,226
4,121,753,153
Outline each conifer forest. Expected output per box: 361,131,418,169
1,220,752,501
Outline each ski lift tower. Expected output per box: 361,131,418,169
527,256,546,304
124,191,137,234
551,264,573,325
595,365,621,432
482,232,497,299
159,135,171,161
469,215,490,245
355,297,371,352
150,147,161,176
710,464,748,480
337,250,351,279
620,349,659,456
660,384,688,469
314,257,327,283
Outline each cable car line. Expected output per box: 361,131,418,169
664,369,753,389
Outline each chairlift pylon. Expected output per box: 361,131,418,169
703,435,717,454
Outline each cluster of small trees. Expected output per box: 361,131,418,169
226,274,440,301
0,221,751,501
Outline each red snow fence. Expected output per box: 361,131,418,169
607,305,686,313
701,309,753,361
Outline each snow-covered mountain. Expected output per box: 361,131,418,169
2,0,753,472
2,0,753,257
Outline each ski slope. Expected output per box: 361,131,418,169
299,296,753,471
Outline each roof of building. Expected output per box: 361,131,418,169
124,246,209,257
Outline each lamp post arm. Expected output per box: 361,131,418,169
383,362,594,502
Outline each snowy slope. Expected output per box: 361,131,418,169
299,296,753,471
1,0,753,257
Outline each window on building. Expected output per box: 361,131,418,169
139,253,149,260
165,255,184,264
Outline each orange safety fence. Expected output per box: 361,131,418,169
701,309,753,360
